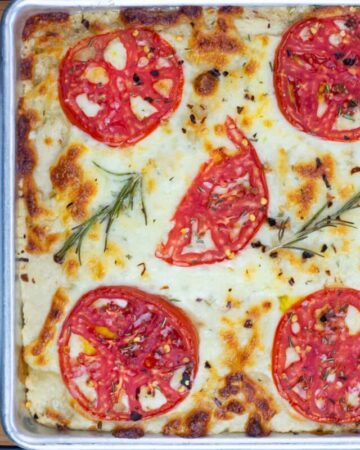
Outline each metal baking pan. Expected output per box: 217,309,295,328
2,0,360,449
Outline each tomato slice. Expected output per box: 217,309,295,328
273,287,360,423
156,116,268,266
58,286,198,421
59,29,184,147
275,13,360,141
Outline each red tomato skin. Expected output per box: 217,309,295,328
272,287,360,423
274,13,360,142
58,286,199,421
156,116,269,266
58,29,184,147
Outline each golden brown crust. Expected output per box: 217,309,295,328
50,144,97,222
246,413,269,437
20,57,34,81
17,107,48,219
120,6,202,27
293,154,334,189
45,407,70,428
163,409,211,437
288,181,318,220
193,71,219,97
25,288,69,364
304,6,360,20
218,372,275,435
22,12,70,41
17,110,37,177
25,221,60,254
112,427,145,439
189,28,244,67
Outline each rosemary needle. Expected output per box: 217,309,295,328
54,166,147,264
270,191,360,256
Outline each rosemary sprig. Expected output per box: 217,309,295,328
54,166,147,264
270,191,360,256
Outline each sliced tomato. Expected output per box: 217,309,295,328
273,287,360,423
275,13,360,141
58,286,198,421
156,116,268,266
59,28,184,147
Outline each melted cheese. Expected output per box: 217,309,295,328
130,96,157,120
103,37,127,70
345,305,360,335
75,93,101,117
19,5,360,436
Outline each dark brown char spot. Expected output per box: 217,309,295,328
22,12,69,40
112,427,144,439
121,6,201,26
186,410,210,438
246,414,268,437
194,71,219,96
20,57,33,80
17,112,36,176
226,399,244,414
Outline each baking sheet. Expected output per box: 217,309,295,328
2,0,360,449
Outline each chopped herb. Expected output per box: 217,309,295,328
288,277,295,286
343,57,356,66
247,34,251,41
169,298,181,303
205,361,212,368
180,368,192,389
126,254,132,260
190,114,196,124
278,217,290,242
333,83,346,94
244,93,255,101
237,106,244,114
269,191,360,257
244,319,253,328
321,173,331,189
150,70,159,77
341,113,355,121
335,52,344,60
209,68,221,78
315,157,322,169
338,303,349,313
348,99,358,108
223,70,229,77
269,61,274,72
321,244,328,253
181,127,187,134
251,241,262,248
137,262,146,276
269,251,278,258
81,18,90,29
130,411,142,421
267,217,277,227
213,397,222,408
144,96,154,103
133,73,141,85
302,251,314,259
345,17,357,28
